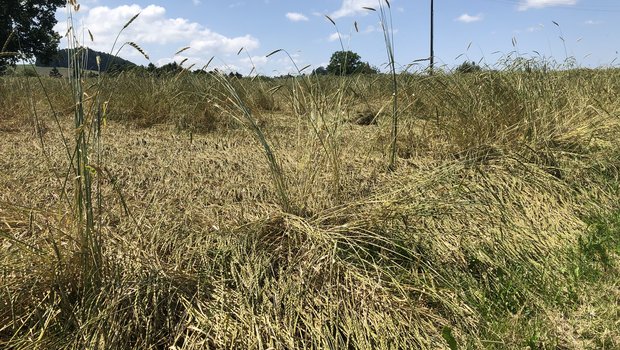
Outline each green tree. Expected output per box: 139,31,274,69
0,0,65,73
356,61,379,74
326,50,377,76
157,62,183,76
311,66,328,76
49,66,62,78
455,61,483,74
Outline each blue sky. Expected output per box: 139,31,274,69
55,0,620,75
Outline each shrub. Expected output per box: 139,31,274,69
21,66,38,77
455,60,483,74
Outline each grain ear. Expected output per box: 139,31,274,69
123,13,141,30
126,42,149,60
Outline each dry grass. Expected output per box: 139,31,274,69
1,66,620,349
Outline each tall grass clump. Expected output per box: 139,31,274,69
365,0,399,170
210,71,293,214
0,2,106,347
100,71,224,131
229,46,374,211
63,8,105,294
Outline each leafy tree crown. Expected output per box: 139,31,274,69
326,50,377,75
0,0,65,71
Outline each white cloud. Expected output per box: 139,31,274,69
331,0,377,19
269,52,307,75
456,13,483,23
327,32,350,42
192,0,201,5
518,0,577,11
363,25,378,33
286,12,309,22
584,19,603,25
526,24,544,32
55,4,259,61
53,4,328,76
240,55,269,67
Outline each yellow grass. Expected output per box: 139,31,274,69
1,67,620,349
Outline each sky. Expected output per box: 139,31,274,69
54,0,620,75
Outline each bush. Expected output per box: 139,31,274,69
455,61,483,74
49,66,63,78
21,67,38,77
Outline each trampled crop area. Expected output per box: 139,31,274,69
1,68,620,349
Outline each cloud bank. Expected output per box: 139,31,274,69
331,0,377,19
456,13,483,23
518,0,577,11
286,12,309,22
55,4,259,64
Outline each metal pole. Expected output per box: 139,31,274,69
430,0,434,74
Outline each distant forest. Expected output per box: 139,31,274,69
36,47,136,72
34,47,249,78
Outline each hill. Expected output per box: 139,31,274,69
36,47,136,72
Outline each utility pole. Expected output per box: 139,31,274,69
430,0,434,75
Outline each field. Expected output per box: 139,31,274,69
1,66,620,349
7,64,74,77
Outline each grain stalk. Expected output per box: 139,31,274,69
62,3,103,292
62,1,147,292
376,0,399,170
